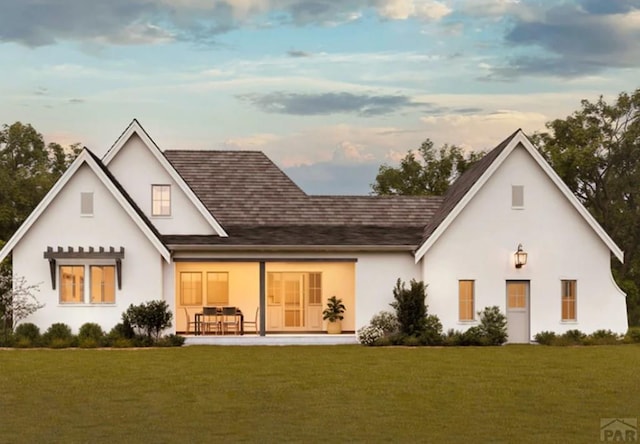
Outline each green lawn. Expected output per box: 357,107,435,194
1,345,638,443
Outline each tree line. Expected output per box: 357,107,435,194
372,89,640,325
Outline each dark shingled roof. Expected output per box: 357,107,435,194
164,150,442,227
418,129,522,247
161,131,518,249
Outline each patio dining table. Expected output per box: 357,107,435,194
194,307,244,335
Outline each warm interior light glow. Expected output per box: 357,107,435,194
515,244,528,268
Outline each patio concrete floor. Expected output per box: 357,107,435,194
184,334,358,346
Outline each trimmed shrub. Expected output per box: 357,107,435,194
43,323,75,348
156,334,186,347
369,311,399,335
585,329,620,345
14,323,41,343
402,335,421,347
123,300,173,341
78,323,105,343
390,279,428,337
562,329,586,344
534,331,557,345
443,329,463,346
460,326,486,346
420,314,444,345
357,325,384,345
478,306,508,345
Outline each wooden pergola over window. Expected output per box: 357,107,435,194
43,246,125,290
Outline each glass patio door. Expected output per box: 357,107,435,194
284,274,304,327
267,272,322,331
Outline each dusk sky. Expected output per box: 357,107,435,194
1,0,639,194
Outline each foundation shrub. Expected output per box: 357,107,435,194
43,323,76,348
357,325,384,345
585,330,620,345
123,300,173,341
419,314,444,345
369,311,399,335
156,334,186,347
478,306,508,345
534,331,557,345
390,279,428,337
78,323,105,344
14,322,41,344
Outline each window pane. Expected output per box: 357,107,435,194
308,272,322,304
60,266,84,303
180,272,202,305
90,266,115,303
507,283,526,308
80,192,93,215
561,280,576,321
459,280,474,321
152,185,171,216
267,273,282,304
512,185,524,208
207,272,229,305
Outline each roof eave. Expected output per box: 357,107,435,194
167,244,417,252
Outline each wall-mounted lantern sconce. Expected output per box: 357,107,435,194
515,243,528,269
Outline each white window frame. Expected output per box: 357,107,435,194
152,184,171,217
512,185,524,209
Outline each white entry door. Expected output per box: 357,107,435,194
506,281,530,343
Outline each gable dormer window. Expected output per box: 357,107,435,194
80,192,94,216
152,185,171,216
512,185,524,209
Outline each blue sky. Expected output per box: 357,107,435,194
1,0,639,194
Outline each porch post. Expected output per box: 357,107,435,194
259,261,266,336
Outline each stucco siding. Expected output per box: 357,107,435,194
107,133,215,235
422,145,627,338
355,252,421,330
13,164,165,332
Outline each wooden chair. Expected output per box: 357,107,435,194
243,307,259,335
183,307,199,335
201,307,221,335
221,306,240,335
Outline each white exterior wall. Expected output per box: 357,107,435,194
422,145,628,338
354,252,421,330
107,133,215,235
13,165,165,333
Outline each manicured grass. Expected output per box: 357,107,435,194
1,345,638,443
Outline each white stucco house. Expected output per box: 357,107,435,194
0,120,628,342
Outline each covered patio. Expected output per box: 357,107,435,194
175,259,356,335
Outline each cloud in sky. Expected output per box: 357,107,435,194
238,91,428,117
0,0,451,47
486,0,640,78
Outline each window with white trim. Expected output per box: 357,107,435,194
152,185,171,216
80,192,94,216
60,266,84,303
512,185,524,209
459,280,475,321
561,280,577,321
90,266,116,303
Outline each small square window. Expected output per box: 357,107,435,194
512,185,524,208
80,192,94,216
152,185,171,216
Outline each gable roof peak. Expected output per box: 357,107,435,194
414,128,623,263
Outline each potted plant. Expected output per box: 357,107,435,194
323,296,346,334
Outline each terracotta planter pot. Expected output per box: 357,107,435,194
327,320,342,334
